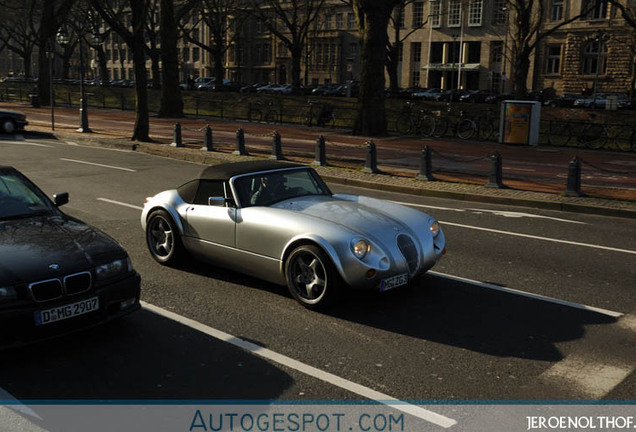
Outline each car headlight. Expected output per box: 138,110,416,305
0,286,18,304
351,239,370,259
95,258,133,281
430,220,440,238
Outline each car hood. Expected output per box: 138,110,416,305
272,194,419,239
0,215,125,284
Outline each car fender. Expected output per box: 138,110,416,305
280,233,347,280
141,190,187,236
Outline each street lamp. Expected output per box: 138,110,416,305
426,0,439,88
456,5,464,90
500,6,509,94
592,30,610,103
57,28,92,133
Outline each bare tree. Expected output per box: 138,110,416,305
158,0,184,117
386,1,424,94
90,0,152,141
0,0,39,77
244,0,326,90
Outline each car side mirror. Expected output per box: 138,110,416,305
53,192,69,207
208,196,230,207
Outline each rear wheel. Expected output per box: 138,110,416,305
1,118,16,134
285,245,340,309
420,115,436,137
547,121,572,146
456,118,477,140
146,210,185,265
432,117,448,138
581,123,608,149
395,114,413,135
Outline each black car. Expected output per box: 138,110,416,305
459,90,497,103
0,110,28,134
0,166,141,348
546,93,580,108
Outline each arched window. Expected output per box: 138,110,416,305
581,39,607,75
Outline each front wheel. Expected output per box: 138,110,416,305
456,118,477,140
146,210,185,265
432,117,448,138
285,245,340,309
581,124,609,149
1,119,16,134
420,115,436,137
395,114,413,135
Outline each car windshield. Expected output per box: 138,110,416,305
0,172,54,220
233,168,331,207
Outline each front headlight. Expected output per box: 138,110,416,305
351,239,370,259
0,286,18,304
95,257,133,281
430,220,440,238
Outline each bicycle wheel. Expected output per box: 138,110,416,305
456,118,477,140
580,123,609,149
476,117,495,141
432,117,448,138
547,121,572,146
625,126,636,151
264,109,278,124
395,114,413,135
248,108,262,123
420,115,436,137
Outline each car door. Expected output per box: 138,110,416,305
183,180,237,256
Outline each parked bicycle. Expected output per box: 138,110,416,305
302,99,336,127
248,100,279,124
395,102,436,137
431,104,477,140
475,107,499,141
547,109,609,149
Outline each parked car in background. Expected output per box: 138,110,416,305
459,90,497,103
545,93,580,108
142,161,445,309
0,109,28,134
485,92,515,104
0,166,141,348
435,89,470,102
411,88,442,100
573,93,631,109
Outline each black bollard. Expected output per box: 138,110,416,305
363,140,379,174
417,146,436,181
201,124,213,151
233,128,247,155
485,151,505,188
270,131,284,160
170,123,183,147
313,135,327,166
565,156,584,197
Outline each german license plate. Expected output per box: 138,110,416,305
34,297,100,326
380,273,408,292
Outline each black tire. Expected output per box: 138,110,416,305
477,118,495,141
581,124,608,149
1,118,16,134
432,117,448,138
395,114,412,135
456,118,477,140
285,245,340,309
145,209,185,265
248,108,262,123
264,109,278,124
547,121,572,146
420,115,436,137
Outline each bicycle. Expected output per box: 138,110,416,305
617,124,636,151
248,100,279,124
547,109,609,149
394,102,436,137
302,99,336,127
431,104,477,140
475,107,499,141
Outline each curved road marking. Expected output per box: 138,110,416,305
60,158,136,172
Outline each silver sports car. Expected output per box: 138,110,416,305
141,161,445,308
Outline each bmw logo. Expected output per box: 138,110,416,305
49,264,60,271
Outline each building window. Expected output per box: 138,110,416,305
347,13,355,29
468,0,483,26
585,0,608,20
398,5,405,28
581,40,607,75
492,0,506,25
411,42,421,63
336,14,343,29
545,44,561,74
183,47,190,62
448,0,461,27
412,70,420,87
430,1,441,28
550,0,564,21
192,47,200,63
324,15,332,30
491,41,503,64
413,2,424,28
349,42,357,59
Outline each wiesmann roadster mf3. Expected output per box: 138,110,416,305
141,161,445,308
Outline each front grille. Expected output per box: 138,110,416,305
64,272,92,295
29,279,63,302
397,234,419,275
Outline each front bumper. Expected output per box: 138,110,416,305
0,272,141,350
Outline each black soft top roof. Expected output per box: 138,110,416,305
198,160,305,181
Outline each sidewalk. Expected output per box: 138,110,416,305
3,101,635,218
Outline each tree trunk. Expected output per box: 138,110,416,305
131,0,150,141
158,0,183,117
353,1,398,136
37,1,55,106
512,50,531,97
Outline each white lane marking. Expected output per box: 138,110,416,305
429,271,624,318
440,221,636,255
540,355,633,398
141,301,457,429
392,201,467,213
0,141,52,147
97,198,143,210
617,314,636,333
65,141,132,152
60,158,136,172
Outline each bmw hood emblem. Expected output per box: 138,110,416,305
49,264,60,271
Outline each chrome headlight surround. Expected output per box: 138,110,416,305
429,220,440,238
95,257,133,281
350,238,371,260
0,286,18,304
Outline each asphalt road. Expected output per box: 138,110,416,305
1,135,635,429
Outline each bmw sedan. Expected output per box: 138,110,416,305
142,161,445,309
0,109,28,134
0,166,141,348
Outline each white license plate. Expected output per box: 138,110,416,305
380,273,408,292
34,297,100,326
